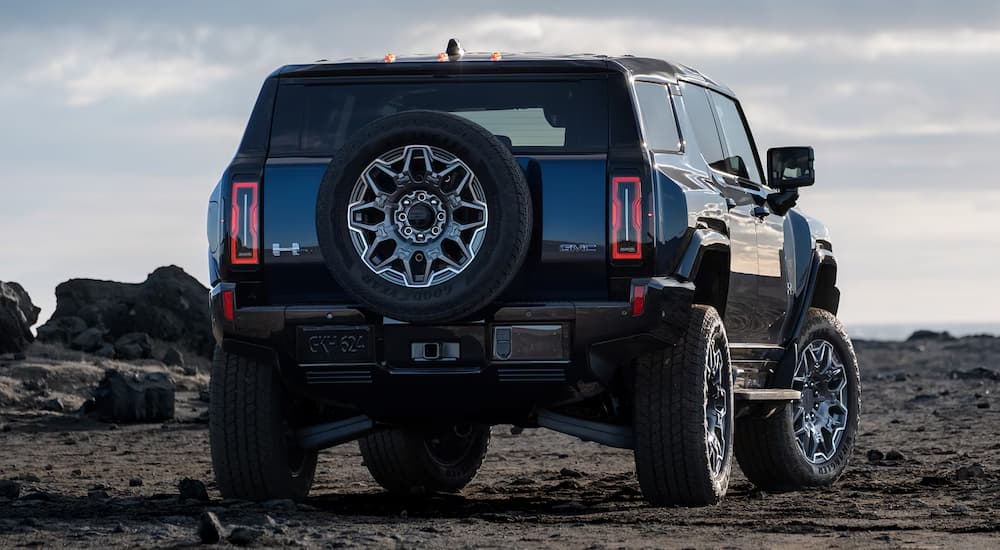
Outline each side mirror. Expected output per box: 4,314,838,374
767,146,814,189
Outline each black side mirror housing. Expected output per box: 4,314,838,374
767,146,815,189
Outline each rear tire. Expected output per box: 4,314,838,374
209,348,317,501
633,305,734,506
735,308,860,490
359,424,490,495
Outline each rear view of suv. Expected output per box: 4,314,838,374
206,41,860,506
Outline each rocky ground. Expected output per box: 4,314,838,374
0,335,998,549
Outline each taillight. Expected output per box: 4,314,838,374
222,289,235,321
631,283,646,316
230,181,259,265
611,176,643,261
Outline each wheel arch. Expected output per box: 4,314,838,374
675,228,731,318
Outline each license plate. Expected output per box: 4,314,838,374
296,326,372,363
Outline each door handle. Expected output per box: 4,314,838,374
752,205,770,219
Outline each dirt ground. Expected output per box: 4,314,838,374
1,336,998,549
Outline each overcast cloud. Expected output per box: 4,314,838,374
1,1,998,327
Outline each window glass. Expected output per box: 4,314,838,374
679,83,725,168
633,81,680,152
708,91,762,184
270,79,608,155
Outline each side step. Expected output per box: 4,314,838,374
734,388,801,401
537,409,633,449
296,415,375,451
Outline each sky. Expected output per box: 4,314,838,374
1,1,998,329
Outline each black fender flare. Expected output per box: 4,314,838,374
770,248,838,388
674,228,730,282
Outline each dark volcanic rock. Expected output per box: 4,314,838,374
0,281,40,354
162,347,184,366
0,479,21,499
907,330,956,342
197,510,225,544
71,327,106,352
91,370,175,423
35,316,87,345
114,332,152,360
37,266,212,357
178,478,209,502
228,526,264,546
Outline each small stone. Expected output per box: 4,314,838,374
228,526,264,546
129,478,143,487
44,465,53,471
112,523,127,534
956,464,986,481
162,347,184,367
893,372,908,382
749,488,768,500
38,398,64,413
510,477,536,485
866,449,885,462
71,469,82,477
182,365,197,376
197,511,224,544
509,426,523,435
976,402,990,409
552,501,587,512
1,424,10,432
88,489,110,501
263,498,297,512
948,504,971,514
178,478,209,502
0,480,21,499
554,480,581,490
885,450,905,461
559,467,584,479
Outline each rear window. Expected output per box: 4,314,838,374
269,78,608,156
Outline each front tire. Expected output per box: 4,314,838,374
359,424,490,495
735,308,861,490
209,349,318,501
633,305,734,506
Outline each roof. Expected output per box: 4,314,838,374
273,51,734,98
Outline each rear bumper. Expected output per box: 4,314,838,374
210,277,694,422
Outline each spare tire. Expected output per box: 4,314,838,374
316,110,532,323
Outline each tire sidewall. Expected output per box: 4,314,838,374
316,111,530,322
702,309,735,495
781,310,861,483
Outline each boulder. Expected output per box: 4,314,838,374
91,369,175,423
114,332,152,360
35,316,87,345
162,347,184,367
0,281,40,354
71,327,106,352
36,266,212,357
907,330,956,342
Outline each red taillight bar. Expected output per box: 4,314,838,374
230,181,259,265
611,176,643,260
631,283,646,317
222,289,235,321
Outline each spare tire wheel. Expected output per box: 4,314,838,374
316,110,532,323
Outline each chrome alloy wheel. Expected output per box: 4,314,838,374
347,145,488,287
792,339,849,464
705,336,730,477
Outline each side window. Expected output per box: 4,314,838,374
707,91,763,184
633,81,681,152
679,83,726,167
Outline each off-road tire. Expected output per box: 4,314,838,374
209,348,317,501
735,308,861,490
633,304,734,506
316,110,532,323
359,425,490,495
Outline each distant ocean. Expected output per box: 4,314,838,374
848,323,1000,341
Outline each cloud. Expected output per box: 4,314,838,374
28,52,235,106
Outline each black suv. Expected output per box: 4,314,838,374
205,41,860,506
